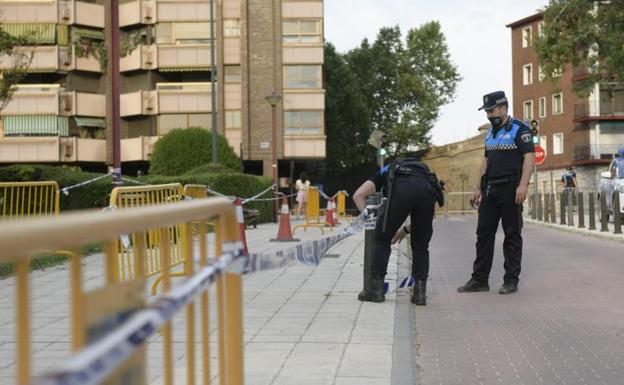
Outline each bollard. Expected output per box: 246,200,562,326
588,192,596,230
359,193,382,300
567,191,574,227
600,193,609,232
544,194,549,223
537,193,543,221
550,193,556,224
560,193,566,225
530,194,536,220
614,193,622,235
577,192,585,229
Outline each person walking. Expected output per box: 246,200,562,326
458,91,535,295
295,172,310,219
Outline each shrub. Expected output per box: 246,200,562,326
0,165,113,211
149,128,241,176
184,163,239,176
142,172,274,223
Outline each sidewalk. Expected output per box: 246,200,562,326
0,218,411,385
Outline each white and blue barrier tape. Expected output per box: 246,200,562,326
60,173,113,196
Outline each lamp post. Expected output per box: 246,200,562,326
265,91,282,222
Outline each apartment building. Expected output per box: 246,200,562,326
0,0,326,177
508,13,624,191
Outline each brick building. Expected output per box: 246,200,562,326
0,0,326,177
507,13,624,192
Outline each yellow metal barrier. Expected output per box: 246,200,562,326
336,190,350,219
184,184,219,236
1,181,61,219
1,197,244,385
109,183,187,294
293,186,327,235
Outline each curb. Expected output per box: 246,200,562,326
524,217,624,243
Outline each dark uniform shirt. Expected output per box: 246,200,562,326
484,116,534,179
368,161,432,196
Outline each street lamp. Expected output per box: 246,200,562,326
265,91,282,222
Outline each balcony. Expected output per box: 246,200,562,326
120,44,157,72
0,86,105,117
284,136,326,159
121,136,159,161
574,144,624,163
58,0,105,28
575,100,624,122
0,137,106,163
120,0,157,27
120,91,159,117
0,45,101,73
158,44,211,71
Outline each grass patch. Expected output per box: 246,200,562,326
0,243,103,279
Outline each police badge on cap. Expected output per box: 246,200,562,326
478,91,508,111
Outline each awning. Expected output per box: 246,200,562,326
159,66,211,72
73,117,106,128
3,116,69,136
71,27,105,41
0,23,57,44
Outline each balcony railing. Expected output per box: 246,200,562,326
119,0,157,27
0,45,101,73
121,84,213,117
574,101,624,120
574,144,624,161
120,44,157,72
119,0,212,26
0,86,105,117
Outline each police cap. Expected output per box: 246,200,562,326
478,90,508,111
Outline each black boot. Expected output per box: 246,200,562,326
358,274,385,303
411,280,427,305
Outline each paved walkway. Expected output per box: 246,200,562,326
2,215,624,385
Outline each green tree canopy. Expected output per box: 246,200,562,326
149,128,241,176
534,0,624,95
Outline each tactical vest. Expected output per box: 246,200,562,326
485,121,521,152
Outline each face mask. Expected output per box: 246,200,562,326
488,116,503,129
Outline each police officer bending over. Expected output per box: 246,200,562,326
353,158,444,305
458,91,535,295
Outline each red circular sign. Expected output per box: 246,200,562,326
534,145,546,166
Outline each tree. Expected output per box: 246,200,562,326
324,43,374,174
344,23,460,155
0,29,34,111
534,0,624,95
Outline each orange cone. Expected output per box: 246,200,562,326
271,197,300,242
324,197,336,227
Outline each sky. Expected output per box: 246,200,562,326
324,0,547,146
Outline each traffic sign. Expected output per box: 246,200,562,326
534,145,546,165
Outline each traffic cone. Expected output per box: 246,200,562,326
234,198,249,254
324,198,335,227
271,197,300,242
331,197,340,225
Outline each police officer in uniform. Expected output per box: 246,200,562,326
458,91,535,295
353,158,444,305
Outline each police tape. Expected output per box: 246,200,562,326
60,173,113,195
32,215,368,385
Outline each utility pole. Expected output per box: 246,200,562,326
210,0,217,163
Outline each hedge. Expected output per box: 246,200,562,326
142,172,274,223
149,128,242,176
184,163,239,176
0,165,114,211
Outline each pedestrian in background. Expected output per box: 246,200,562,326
561,166,577,209
295,172,310,219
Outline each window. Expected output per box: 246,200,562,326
538,21,545,37
282,20,322,44
523,64,533,85
522,26,532,47
224,65,241,82
283,65,322,89
539,135,547,154
539,97,546,118
552,93,563,115
223,19,240,37
156,22,212,44
523,100,533,121
553,133,563,154
225,111,241,129
284,111,323,135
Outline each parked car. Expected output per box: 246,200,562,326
599,158,624,221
